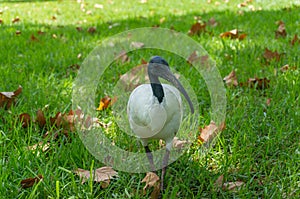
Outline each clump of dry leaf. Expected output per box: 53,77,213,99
198,121,226,145
141,172,160,199
220,29,247,40
263,48,282,62
214,174,245,192
223,70,238,87
0,85,22,109
97,96,117,111
20,175,43,189
75,166,118,188
275,20,287,39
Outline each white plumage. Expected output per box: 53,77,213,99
127,83,183,150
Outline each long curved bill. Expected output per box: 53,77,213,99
151,64,194,114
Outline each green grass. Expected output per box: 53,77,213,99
1,0,300,198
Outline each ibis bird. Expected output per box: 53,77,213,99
127,56,194,192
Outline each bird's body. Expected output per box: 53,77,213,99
127,83,183,149
127,56,194,194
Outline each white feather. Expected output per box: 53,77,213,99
127,84,183,149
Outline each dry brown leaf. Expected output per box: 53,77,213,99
208,17,218,27
30,34,39,42
116,50,130,63
173,137,189,149
141,172,160,198
240,77,270,89
223,70,238,87
222,181,244,191
36,109,46,128
37,30,45,35
214,174,224,188
87,26,96,34
97,96,117,111
76,26,83,32
291,34,300,46
27,141,50,152
263,48,282,62
0,85,22,109
198,121,225,143
119,63,148,91
275,20,287,39
19,113,31,128
266,98,272,106
21,175,43,189
188,22,206,36
12,16,20,23
280,64,296,72
238,2,248,7
187,51,210,67
75,166,118,185
130,41,145,49
220,29,246,40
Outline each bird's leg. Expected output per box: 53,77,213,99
144,146,156,171
160,148,170,192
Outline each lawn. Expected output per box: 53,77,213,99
0,0,299,198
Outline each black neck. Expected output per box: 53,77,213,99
150,83,164,103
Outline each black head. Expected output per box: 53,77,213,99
149,56,169,67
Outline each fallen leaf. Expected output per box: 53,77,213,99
76,26,83,32
97,96,117,111
214,174,224,189
19,113,31,128
119,63,148,91
116,50,130,63
222,181,244,191
223,70,238,87
188,22,206,36
36,109,46,128
130,41,145,49
220,29,246,40
280,64,296,72
27,141,50,152
275,20,287,39
75,166,118,185
12,16,20,23
263,48,282,62
198,121,225,144
208,17,218,27
187,51,210,68
30,34,39,42
37,30,45,35
21,175,43,189
238,2,248,7
266,98,272,106
291,34,300,46
240,77,270,89
87,26,96,34
0,85,22,109
141,172,160,198
173,137,189,149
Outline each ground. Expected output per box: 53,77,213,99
0,0,299,198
